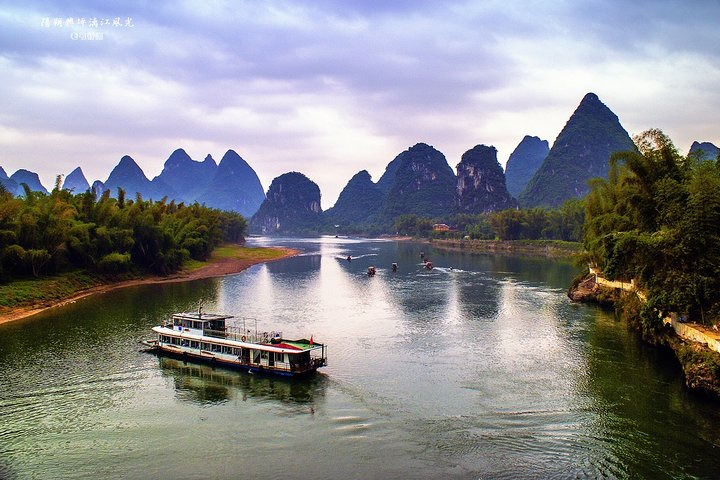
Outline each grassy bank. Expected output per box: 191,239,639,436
0,271,112,310
430,238,583,259
0,244,295,321
184,245,292,271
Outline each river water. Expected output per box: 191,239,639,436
1,237,720,479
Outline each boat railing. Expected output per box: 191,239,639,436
203,326,281,344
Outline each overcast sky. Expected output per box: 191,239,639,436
1,0,718,208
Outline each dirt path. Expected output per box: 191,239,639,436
0,247,299,325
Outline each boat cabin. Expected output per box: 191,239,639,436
166,311,232,338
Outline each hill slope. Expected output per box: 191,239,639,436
519,93,635,208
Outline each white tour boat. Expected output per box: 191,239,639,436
144,309,327,377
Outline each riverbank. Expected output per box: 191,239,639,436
568,272,720,398
0,245,299,325
430,238,582,258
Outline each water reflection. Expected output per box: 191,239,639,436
157,356,327,406
266,253,322,273
583,310,720,476
3,237,720,479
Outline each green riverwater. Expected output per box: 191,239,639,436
1,237,719,479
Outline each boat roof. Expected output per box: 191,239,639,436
172,312,234,322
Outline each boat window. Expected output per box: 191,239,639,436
190,341,199,349
201,342,210,350
222,346,232,354
233,348,241,356
261,351,268,360
171,337,180,345
275,353,285,363
252,350,261,364
211,343,222,352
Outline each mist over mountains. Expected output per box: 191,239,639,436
3,93,717,235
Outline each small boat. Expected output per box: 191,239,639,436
391,262,398,272
145,310,327,377
424,261,433,270
367,266,376,276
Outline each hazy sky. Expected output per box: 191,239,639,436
1,0,718,208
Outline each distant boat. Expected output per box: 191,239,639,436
368,266,376,276
144,310,327,377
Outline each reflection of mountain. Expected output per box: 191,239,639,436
157,356,326,405
265,254,322,274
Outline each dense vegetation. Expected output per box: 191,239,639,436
584,129,720,331
391,198,585,242
0,180,247,280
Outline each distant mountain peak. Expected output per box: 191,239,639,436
581,92,600,103
504,135,549,198
10,169,48,194
198,149,265,217
381,142,456,219
115,155,147,179
689,141,719,161
104,155,152,198
0,166,19,195
456,144,516,213
518,93,635,208
164,148,193,168
218,149,247,167
352,170,372,181
324,169,384,226
250,172,321,234
63,166,90,193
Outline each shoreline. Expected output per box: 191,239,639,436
568,273,720,399
0,246,300,326
429,238,583,258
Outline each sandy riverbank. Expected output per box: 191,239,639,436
0,246,300,326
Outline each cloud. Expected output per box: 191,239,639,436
0,0,718,207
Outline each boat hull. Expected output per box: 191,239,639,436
148,344,321,378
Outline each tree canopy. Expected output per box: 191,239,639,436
584,129,720,327
0,183,246,280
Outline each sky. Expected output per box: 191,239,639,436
0,0,718,209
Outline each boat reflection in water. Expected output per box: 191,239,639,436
157,356,327,406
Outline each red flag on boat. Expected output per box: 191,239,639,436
309,336,313,346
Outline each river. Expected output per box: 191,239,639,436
1,237,719,479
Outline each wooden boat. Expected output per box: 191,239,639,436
145,310,327,377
